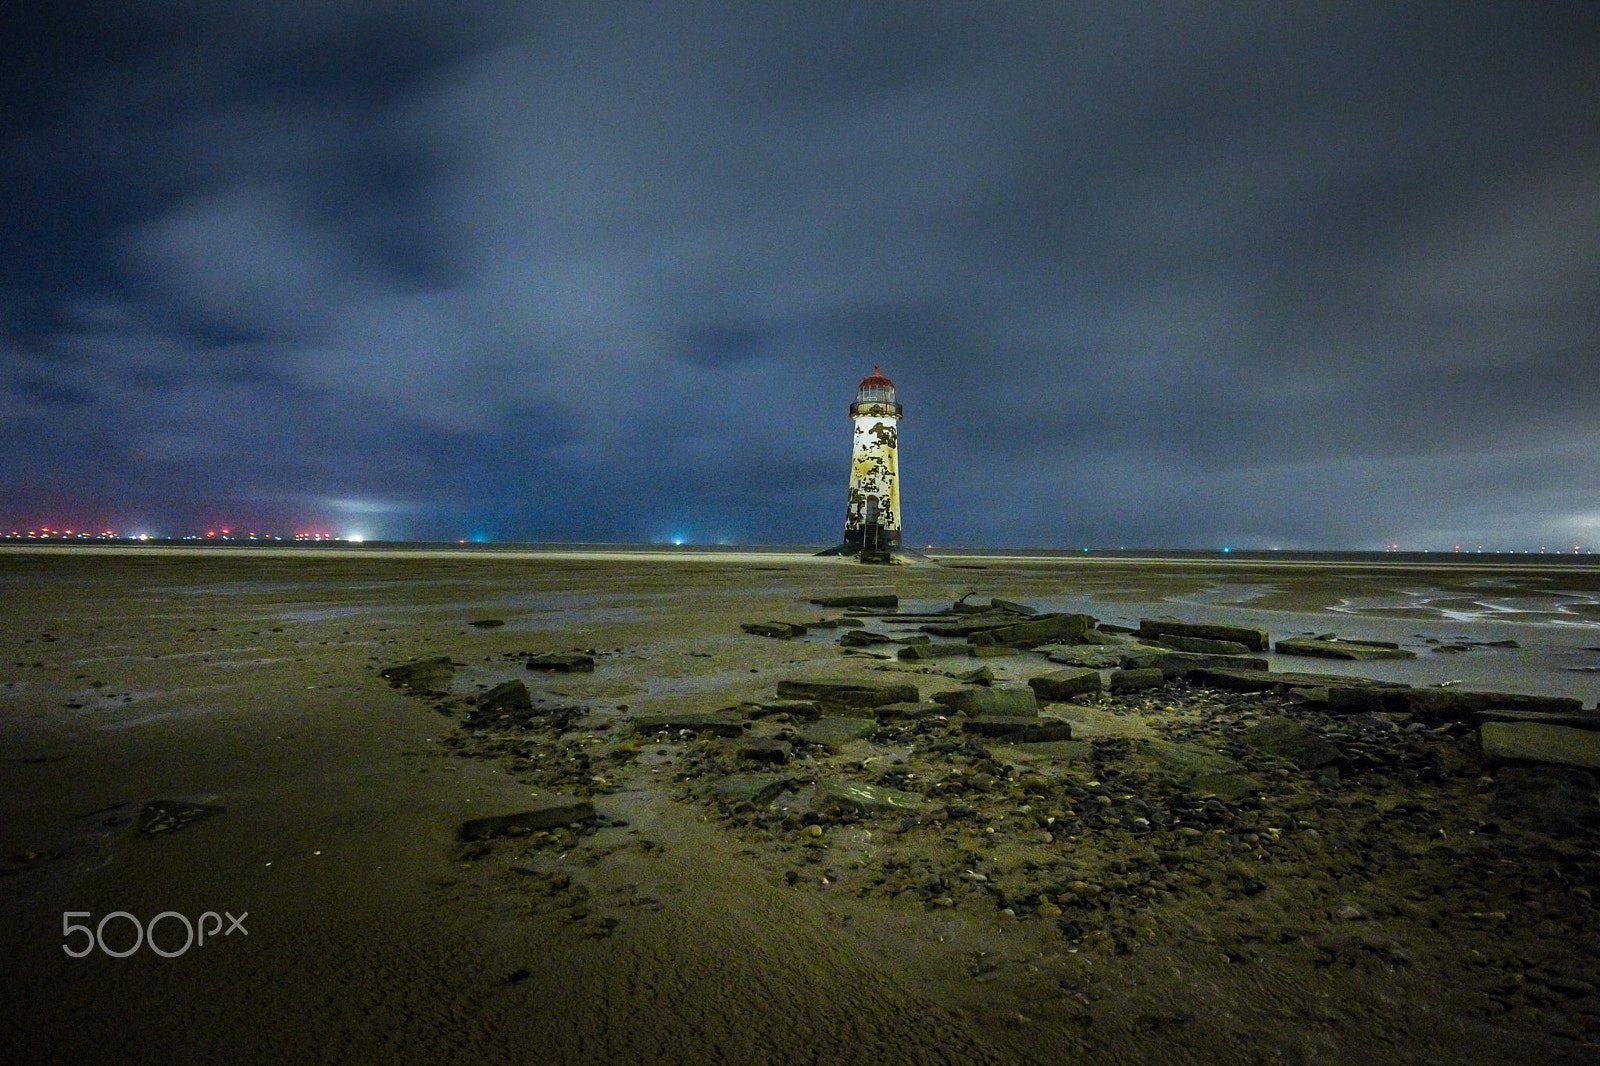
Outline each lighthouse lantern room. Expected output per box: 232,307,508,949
841,366,902,561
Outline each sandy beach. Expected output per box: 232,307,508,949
1,547,1595,1064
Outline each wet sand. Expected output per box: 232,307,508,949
0,547,1595,1064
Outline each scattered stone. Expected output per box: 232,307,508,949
1138,618,1270,652
1479,721,1600,771
969,645,1019,658
475,679,532,716
469,619,506,628
1275,636,1417,661
945,665,994,685
989,597,1040,615
458,801,597,841
525,652,595,672
932,685,1039,716
137,800,225,837
839,629,895,647
775,675,920,709
1028,668,1102,702
379,656,455,690
740,621,809,638
733,738,792,764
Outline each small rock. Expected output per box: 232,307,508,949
525,652,595,672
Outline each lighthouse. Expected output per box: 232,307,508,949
840,366,902,561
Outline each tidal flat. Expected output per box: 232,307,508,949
0,547,1595,1065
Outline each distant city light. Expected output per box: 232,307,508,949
1,525,362,543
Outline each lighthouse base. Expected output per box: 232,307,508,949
821,524,899,563
815,529,934,565
814,544,937,565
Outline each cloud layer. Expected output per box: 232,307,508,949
4,1,1597,548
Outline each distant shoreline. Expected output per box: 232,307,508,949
2,541,1596,573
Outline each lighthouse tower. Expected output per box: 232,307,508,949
841,366,902,561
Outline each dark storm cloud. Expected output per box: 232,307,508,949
2,1,1597,547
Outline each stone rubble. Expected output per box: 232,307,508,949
375,595,1599,1044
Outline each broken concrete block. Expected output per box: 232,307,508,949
1473,708,1599,730
1138,618,1269,652
631,713,748,737
775,675,920,708
932,685,1039,717
1480,722,1600,771
798,717,879,752
959,716,1073,741
1275,636,1416,661
1028,668,1102,702
1124,651,1271,678
1108,667,1165,693
1157,634,1253,655
1189,667,1385,693
1045,645,1130,670
1329,687,1582,721
874,700,947,720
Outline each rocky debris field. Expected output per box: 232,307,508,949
378,593,1600,1059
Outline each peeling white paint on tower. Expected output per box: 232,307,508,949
842,366,902,558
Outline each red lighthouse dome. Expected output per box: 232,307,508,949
851,365,902,415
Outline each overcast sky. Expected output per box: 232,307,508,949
4,2,1597,550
